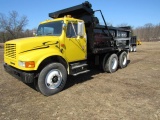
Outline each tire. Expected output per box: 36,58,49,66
133,46,137,52
38,63,67,96
129,46,133,52
118,51,128,69
103,54,118,73
101,54,109,71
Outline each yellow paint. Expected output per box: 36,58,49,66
4,16,87,73
137,40,142,45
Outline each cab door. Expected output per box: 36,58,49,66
65,21,87,62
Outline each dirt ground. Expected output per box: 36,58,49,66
0,43,4,49
0,42,160,120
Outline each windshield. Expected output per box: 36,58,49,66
37,20,63,36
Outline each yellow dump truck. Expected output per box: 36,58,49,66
4,1,131,96
137,40,142,45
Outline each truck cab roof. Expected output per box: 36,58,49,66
40,16,83,25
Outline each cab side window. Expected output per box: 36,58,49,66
66,23,77,38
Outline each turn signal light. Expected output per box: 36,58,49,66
18,61,35,68
25,61,35,68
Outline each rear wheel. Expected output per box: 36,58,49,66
38,63,67,96
133,46,137,52
129,46,133,52
103,54,118,73
119,51,128,69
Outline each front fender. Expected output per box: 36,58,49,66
18,48,66,70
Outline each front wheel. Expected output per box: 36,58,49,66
38,63,67,96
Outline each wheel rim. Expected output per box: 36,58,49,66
111,58,118,70
45,69,62,89
122,55,127,65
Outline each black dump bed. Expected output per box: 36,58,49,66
49,1,95,27
49,1,131,54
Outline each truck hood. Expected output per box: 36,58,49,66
5,36,59,54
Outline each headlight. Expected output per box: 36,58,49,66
18,61,35,68
18,61,25,67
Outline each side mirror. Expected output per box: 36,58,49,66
77,22,84,37
63,23,67,29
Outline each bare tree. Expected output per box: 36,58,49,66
154,23,160,40
117,23,134,36
144,23,153,41
133,23,160,42
0,11,28,41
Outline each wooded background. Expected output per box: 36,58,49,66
0,11,35,43
133,23,160,41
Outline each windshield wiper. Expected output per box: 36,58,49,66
46,33,53,35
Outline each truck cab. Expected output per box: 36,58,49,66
4,15,89,95
4,16,86,70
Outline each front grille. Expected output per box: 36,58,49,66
5,44,16,59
